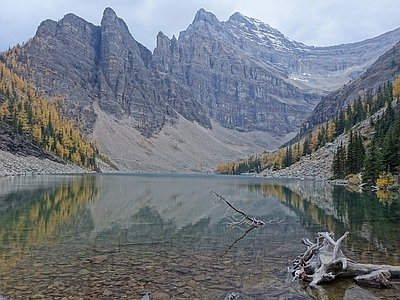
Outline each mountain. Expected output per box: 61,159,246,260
303,41,400,129
153,9,400,136
2,7,400,172
9,8,210,138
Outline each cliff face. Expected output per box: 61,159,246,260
153,9,400,135
154,32,317,135
5,7,400,143
304,41,400,129
14,8,210,137
97,7,176,136
21,13,101,133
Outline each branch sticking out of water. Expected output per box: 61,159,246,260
208,187,284,228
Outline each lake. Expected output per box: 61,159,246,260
0,174,399,299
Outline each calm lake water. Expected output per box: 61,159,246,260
0,174,399,300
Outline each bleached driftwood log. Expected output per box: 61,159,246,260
292,231,400,288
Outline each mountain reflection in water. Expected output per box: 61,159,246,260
0,174,399,299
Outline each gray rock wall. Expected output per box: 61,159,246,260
8,7,400,141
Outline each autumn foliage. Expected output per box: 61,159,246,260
0,61,98,170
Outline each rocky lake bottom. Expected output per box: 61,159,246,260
1,174,400,299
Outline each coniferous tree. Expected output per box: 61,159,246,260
362,139,384,185
335,110,346,137
345,104,353,131
354,96,366,124
385,101,396,126
284,145,293,168
343,131,365,175
345,131,355,174
303,133,312,156
317,126,327,147
332,141,346,177
332,146,341,177
382,115,400,173
354,132,365,172
393,75,400,99
374,101,396,141
292,142,302,163
326,121,336,142
382,127,397,173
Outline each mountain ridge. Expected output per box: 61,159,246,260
154,8,400,135
303,40,400,131
1,7,400,173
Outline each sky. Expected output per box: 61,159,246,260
1,0,400,52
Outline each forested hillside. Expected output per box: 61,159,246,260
217,77,400,187
331,81,400,184
0,60,100,170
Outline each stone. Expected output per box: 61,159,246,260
344,286,381,300
354,269,392,288
78,269,91,276
102,289,113,296
186,280,197,287
193,274,209,281
150,291,170,300
90,255,108,264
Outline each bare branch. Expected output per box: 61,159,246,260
208,187,267,227
221,226,256,257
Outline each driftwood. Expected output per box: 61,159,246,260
208,188,266,227
292,231,400,288
208,187,284,227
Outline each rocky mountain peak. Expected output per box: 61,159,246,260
60,12,97,35
35,12,100,45
229,15,299,60
35,19,58,39
192,8,220,26
103,7,117,18
101,7,131,36
97,8,211,136
62,12,86,23
156,31,170,48
228,12,262,31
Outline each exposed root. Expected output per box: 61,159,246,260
292,231,400,288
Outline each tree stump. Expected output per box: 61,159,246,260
292,231,400,288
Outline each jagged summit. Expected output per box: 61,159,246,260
226,11,305,54
103,7,117,17
228,12,266,31
101,6,131,34
192,8,220,25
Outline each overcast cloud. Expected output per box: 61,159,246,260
1,0,400,52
